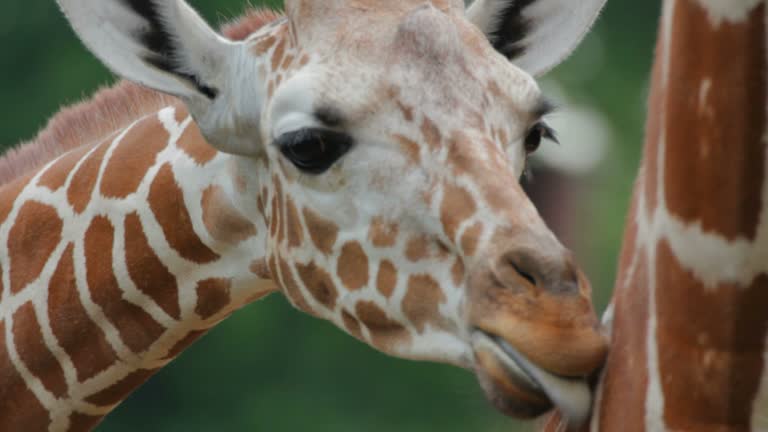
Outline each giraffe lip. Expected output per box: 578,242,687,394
472,331,592,427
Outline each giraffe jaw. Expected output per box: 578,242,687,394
471,332,592,428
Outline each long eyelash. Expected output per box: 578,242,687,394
540,123,559,145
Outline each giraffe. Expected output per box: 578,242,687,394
541,0,768,430
0,0,609,430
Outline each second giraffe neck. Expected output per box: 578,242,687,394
0,105,275,431
540,1,768,431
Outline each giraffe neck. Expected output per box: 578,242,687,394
0,105,275,432
541,1,768,431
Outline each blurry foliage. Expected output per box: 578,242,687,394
0,0,660,431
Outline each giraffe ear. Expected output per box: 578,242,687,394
467,0,607,76
57,0,263,156
57,0,233,100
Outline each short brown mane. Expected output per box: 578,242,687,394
0,7,282,186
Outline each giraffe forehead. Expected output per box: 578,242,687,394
287,0,465,42
262,10,539,138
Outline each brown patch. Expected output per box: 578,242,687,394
267,256,279,287
405,235,431,262
176,117,218,166
595,249,649,430
251,35,277,56
86,369,156,407
296,261,338,310
420,116,442,150
85,216,165,353
284,197,304,248
37,144,90,191
460,222,483,257
8,201,63,294
124,213,181,320
446,131,485,178
164,330,207,360
149,164,219,263
643,30,665,217
663,1,766,240
355,301,411,349
195,278,232,320
0,322,52,431
368,217,399,248
403,275,446,333
67,138,110,213
440,182,477,241
277,258,314,315
173,106,187,124
376,260,398,298
13,302,68,398
68,412,103,431
396,101,414,122
0,173,32,226
342,310,364,340
393,134,421,164
100,114,169,198
271,38,287,71
49,244,117,382
201,185,257,244
281,53,295,70
487,80,503,98
250,259,272,279
451,259,465,286
303,207,339,254
298,53,310,67
337,242,370,291
656,241,768,428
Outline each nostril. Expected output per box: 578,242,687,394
498,248,581,294
510,260,536,286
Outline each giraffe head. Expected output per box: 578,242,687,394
59,0,607,425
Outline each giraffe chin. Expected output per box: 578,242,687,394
471,332,591,429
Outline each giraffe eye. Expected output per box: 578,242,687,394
524,122,558,154
276,128,354,174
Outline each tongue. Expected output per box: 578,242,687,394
495,338,592,428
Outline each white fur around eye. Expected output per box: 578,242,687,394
270,72,324,137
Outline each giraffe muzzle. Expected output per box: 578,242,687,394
466,237,607,426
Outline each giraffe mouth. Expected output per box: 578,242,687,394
471,331,591,427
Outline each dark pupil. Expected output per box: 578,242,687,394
524,126,543,154
278,128,353,174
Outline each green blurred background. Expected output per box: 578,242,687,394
0,1,660,431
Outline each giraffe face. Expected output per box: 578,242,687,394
252,3,607,423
